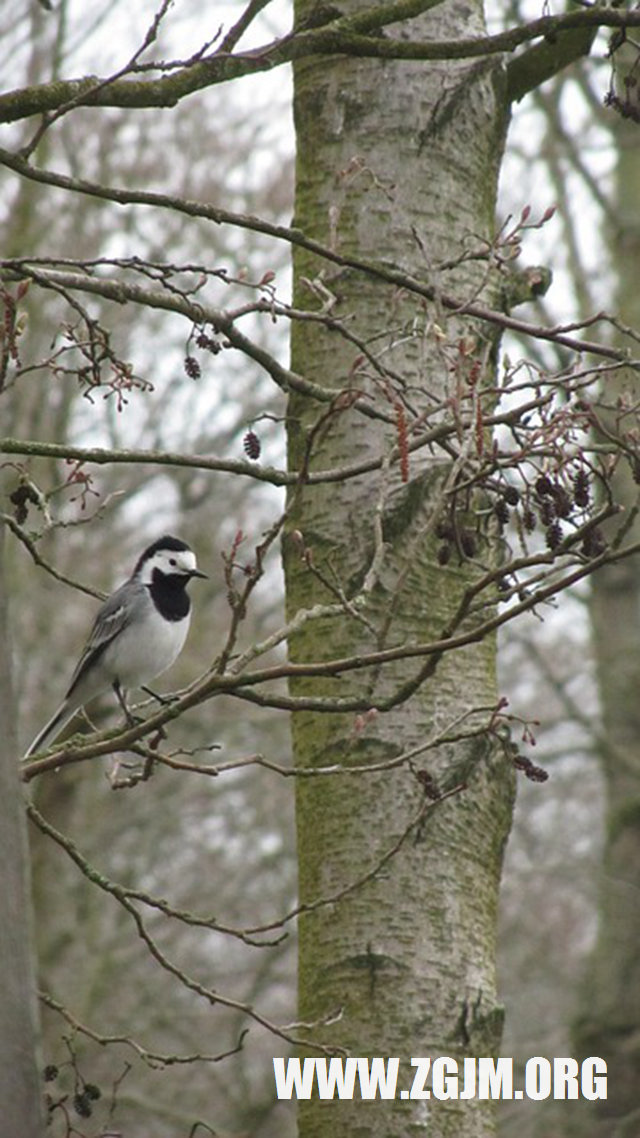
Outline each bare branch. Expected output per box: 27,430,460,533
40,991,247,1069
26,803,330,1053
20,524,640,781
0,182,635,362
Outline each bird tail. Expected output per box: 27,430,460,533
24,700,78,758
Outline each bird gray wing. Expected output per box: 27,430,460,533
65,578,145,697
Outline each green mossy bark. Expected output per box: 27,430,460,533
285,3,514,1135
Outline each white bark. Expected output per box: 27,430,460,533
286,2,514,1136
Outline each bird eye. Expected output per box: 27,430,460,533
170,558,177,566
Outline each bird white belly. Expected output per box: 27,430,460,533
107,609,191,688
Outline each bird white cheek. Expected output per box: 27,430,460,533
107,611,191,687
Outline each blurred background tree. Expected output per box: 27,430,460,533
497,6,640,1136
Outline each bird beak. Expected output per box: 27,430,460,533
190,568,208,579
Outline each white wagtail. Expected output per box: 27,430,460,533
25,535,207,757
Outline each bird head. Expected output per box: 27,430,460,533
135,536,207,585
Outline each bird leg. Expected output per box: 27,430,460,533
113,680,139,727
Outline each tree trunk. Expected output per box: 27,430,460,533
285,2,514,1135
0,521,45,1137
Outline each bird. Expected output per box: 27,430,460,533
24,535,207,757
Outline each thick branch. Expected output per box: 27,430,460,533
506,21,597,104
0,0,444,124
0,7,638,123
0,437,292,486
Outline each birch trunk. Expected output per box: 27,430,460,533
285,2,514,1135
